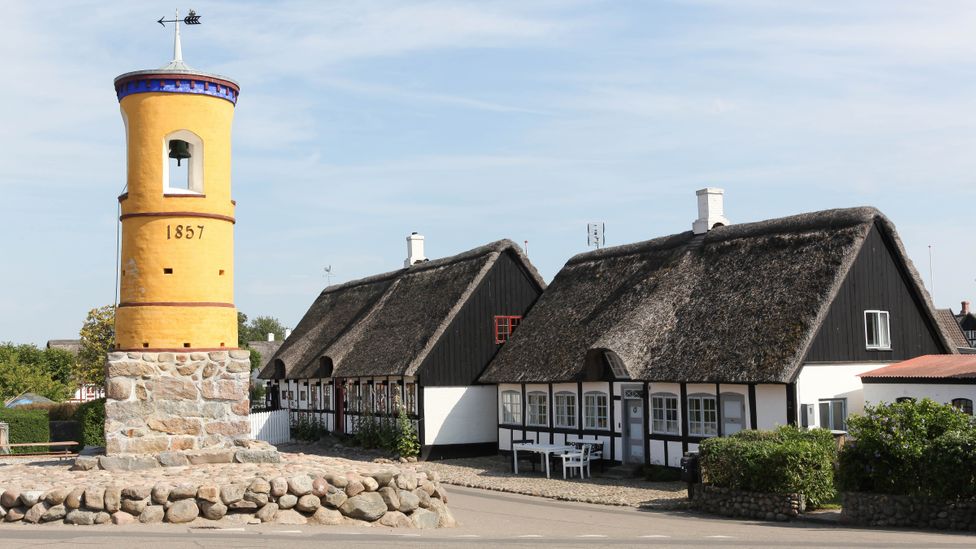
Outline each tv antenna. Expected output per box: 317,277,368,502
587,222,605,249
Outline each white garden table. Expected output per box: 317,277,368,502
512,443,574,479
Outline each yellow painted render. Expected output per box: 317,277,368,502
117,91,237,349
116,305,237,350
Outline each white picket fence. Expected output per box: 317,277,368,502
249,409,290,444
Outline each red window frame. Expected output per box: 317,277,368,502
494,315,522,344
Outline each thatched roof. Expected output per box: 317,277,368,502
259,240,543,380
480,207,956,385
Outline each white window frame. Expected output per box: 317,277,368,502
162,129,204,194
651,393,680,435
501,390,522,424
583,391,609,430
526,391,548,426
323,384,333,410
554,391,577,428
819,398,847,431
864,310,891,350
687,394,718,437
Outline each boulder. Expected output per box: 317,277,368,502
5,507,26,522
139,506,164,524
94,512,112,525
311,477,330,497
200,500,227,520
197,485,219,503
151,484,171,505
229,500,258,511
288,475,313,496
255,502,278,523
324,474,348,489
98,456,158,471
157,452,189,467
395,474,417,491
122,486,152,500
220,484,246,505
323,489,347,509
270,477,288,497
84,487,106,511
414,489,431,509
379,487,400,511
296,494,321,513
410,508,439,529
169,484,197,500
339,492,387,522
104,486,122,513
166,499,199,524
398,490,420,513
244,491,269,506
345,480,365,497
361,477,379,492
111,511,135,525
21,490,44,507
65,487,85,509
235,450,280,464
371,471,395,487
24,502,49,523
42,504,67,523
1,490,20,509
310,507,344,525
70,456,99,471
274,509,308,525
65,510,96,525
379,511,413,528
121,498,148,515
278,494,298,510
248,478,271,494
44,488,70,506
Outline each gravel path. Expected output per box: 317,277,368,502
286,442,688,509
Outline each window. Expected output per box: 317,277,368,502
494,316,522,344
966,331,976,344
554,392,577,428
405,383,417,414
952,398,974,415
688,395,718,436
651,394,680,434
895,397,915,404
300,390,306,402
527,392,548,426
501,390,522,424
819,398,847,431
864,310,891,350
323,385,333,409
584,391,609,430
163,130,204,194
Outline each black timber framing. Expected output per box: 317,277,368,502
748,384,758,429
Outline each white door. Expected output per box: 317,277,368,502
623,389,645,463
721,393,744,435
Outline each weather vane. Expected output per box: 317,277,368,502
158,9,202,27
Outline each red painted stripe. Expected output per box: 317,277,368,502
120,211,236,223
117,301,236,308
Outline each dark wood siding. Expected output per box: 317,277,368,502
419,251,543,386
803,223,947,363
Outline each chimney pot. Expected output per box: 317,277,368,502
284,328,292,339
267,332,275,342
692,187,731,235
963,301,971,315
405,233,427,267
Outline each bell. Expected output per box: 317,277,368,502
168,139,191,166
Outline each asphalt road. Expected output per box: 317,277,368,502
0,485,972,548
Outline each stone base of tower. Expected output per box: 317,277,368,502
104,350,252,455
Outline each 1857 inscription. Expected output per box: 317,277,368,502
166,224,205,239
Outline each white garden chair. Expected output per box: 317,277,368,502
560,444,590,479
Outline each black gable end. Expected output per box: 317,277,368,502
419,250,543,386
804,222,946,363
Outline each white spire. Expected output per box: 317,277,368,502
173,9,183,62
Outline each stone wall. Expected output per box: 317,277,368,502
691,484,805,521
0,423,8,455
105,351,251,455
843,492,976,531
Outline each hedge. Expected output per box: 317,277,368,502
74,398,105,449
699,425,837,507
838,399,976,499
0,408,50,454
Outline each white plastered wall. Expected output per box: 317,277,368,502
796,363,885,427
755,384,787,428
423,386,498,446
863,383,976,408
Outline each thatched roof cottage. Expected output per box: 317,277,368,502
260,236,545,459
479,189,956,467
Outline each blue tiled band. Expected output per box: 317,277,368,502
116,76,239,105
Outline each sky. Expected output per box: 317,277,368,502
2,0,976,345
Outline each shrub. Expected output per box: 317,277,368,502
292,413,324,442
699,425,837,507
18,402,80,421
393,393,420,458
74,398,105,449
0,408,50,454
922,430,976,499
838,399,976,498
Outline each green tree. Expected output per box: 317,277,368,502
0,355,74,402
43,348,75,385
78,305,115,386
238,315,287,345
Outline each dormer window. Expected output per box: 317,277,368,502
163,130,204,194
864,310,891,350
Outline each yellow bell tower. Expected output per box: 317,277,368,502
114,13,240,351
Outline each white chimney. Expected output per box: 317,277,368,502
405,232,427,267
284,328,292,339
692,187,730,235
267,332,275,342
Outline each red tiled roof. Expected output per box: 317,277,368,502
859,355,976,380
